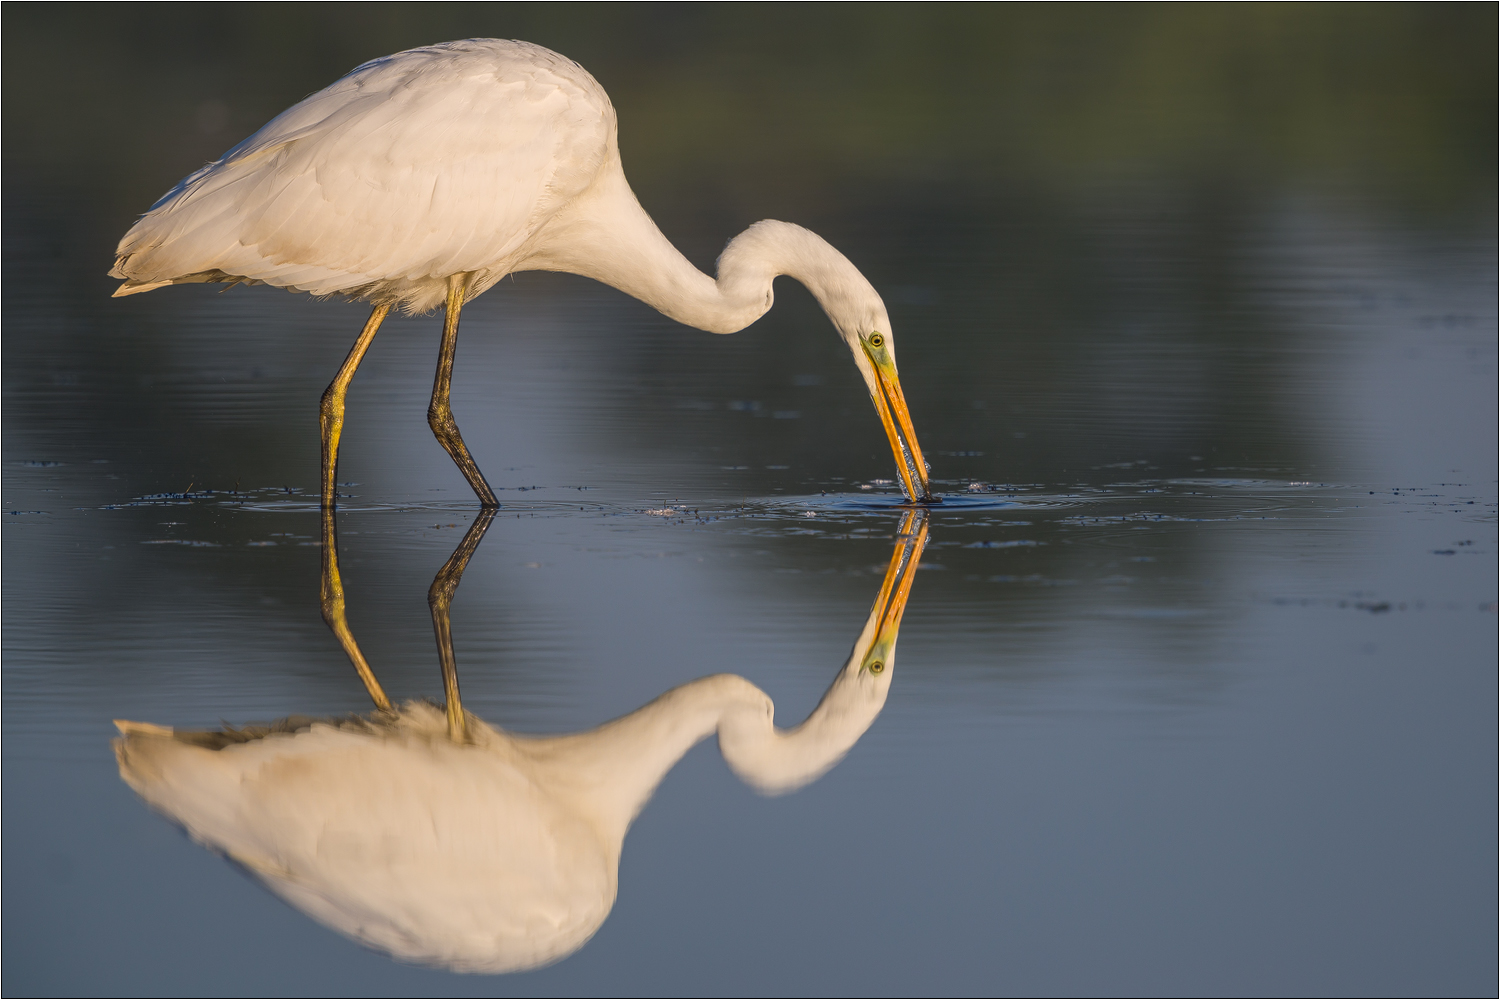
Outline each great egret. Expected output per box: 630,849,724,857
110,38,934,506
113,509,929,972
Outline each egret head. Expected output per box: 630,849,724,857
839,311,933,504
850,507,928,684
722,221,934,502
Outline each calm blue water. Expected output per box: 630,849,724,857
4,185,1495,995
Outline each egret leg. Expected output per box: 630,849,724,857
320,303,390,509
428,508,498,743
320,506,393,713
429,275,499,507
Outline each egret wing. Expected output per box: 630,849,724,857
112,40,613,312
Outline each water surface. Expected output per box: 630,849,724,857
4,114,1496,1000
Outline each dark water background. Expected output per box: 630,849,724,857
4,8,1496,996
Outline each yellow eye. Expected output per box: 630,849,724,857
868,332,885,348
868,660,885,674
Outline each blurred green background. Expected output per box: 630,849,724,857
5,3,1494,230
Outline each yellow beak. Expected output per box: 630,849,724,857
863,345,933,503
861,509,930,672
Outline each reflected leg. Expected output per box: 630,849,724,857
320,303,390,509
428,508,498,743
429,274,499,507
320,507,392,713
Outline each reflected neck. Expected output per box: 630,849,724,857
528,668,887,846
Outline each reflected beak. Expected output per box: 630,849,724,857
861,510,930,672
863,346,933,503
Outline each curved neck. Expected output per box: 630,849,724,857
522,157,881,337
716,663,888,794
526,668,887,845
521,515,926,847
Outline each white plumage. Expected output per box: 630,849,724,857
111,39,933,503
114,40,611,312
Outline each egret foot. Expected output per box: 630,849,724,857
429,274,499,508
320,304,389,509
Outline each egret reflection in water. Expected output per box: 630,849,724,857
113,509,929,973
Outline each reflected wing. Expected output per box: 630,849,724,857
112,40,612,309
114,708,614,973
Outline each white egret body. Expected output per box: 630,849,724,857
113,516,927,973
111,39,933,504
